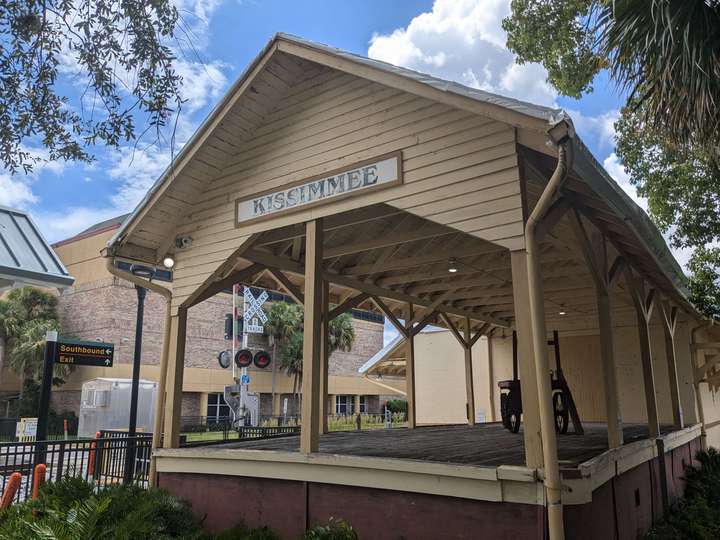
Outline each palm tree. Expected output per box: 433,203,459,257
279,330,304,412
328,313,355,355
264,302,302,414
0,287,68,411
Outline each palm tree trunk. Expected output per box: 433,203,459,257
271,342,277,416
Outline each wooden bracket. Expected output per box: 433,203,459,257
439,312,468,348
266,267,304,305
327,292,369,321
371,296,408,338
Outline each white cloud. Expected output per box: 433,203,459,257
368,0,557,107
0,175,37,209
567,109,619,151
175,59,228,113
603,153,648,212
35,207,122,244
107,146,174,212
603,153,695,271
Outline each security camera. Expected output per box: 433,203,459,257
175,235,193,249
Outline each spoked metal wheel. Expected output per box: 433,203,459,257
553,392,569,434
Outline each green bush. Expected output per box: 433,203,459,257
0,478,280,540
646,448,720,539
385,400,407,414
303,518,358,540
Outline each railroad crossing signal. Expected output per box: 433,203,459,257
243,286,268,333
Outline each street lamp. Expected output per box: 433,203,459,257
124,264,155,484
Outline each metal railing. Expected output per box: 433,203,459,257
0,433,152,504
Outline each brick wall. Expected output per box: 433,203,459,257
58,279,383,374
181,393,202,417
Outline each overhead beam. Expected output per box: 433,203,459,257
371,296,408,338
266,267,304,305
242,248,511,327
323,226,455,259
341,244,505,276
187,263,265,307
327,292,370,321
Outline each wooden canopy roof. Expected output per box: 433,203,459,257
104,34,700,331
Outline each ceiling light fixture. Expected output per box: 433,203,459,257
163,256,175,269
448,257,458,273
558,306,567,316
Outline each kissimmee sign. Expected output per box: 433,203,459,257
236,152,402,226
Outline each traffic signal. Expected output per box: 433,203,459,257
253,350,271,369
234,349,253,368
224,314,243,340
217,350,231,369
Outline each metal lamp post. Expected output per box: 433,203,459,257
123,264,154,484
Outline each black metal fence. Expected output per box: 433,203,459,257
0,433,152,504
180,421,300,447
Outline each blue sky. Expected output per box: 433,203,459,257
2,0,682,344
2,0,643,248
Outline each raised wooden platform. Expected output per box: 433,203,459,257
156,424,702,540
217,422,672,468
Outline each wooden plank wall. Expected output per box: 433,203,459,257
170,68,524,309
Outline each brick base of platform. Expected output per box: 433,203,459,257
157,434,701,540
158,473,545,540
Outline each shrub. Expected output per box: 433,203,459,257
304,518,358,540
646,448,720,539
385,400,407,414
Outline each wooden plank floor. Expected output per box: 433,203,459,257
218,422,673,468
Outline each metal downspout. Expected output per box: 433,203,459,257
104,257,172,487
525,137,572,540
691,320,715,450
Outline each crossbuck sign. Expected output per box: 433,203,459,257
243,286,268,333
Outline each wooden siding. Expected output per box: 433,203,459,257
169,68,523,308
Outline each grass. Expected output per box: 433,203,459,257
182,414,407,443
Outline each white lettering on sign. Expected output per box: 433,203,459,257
236,153,401,225
243,287,268,334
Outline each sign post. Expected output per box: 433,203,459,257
35,333,114,464
35,331,58,464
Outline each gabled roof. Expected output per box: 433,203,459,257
0,206,74,290
106,33,695,316
108,33,568,254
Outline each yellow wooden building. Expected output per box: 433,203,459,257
101,34,720,540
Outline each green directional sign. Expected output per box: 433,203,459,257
55,339,114,367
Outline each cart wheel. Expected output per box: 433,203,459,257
508,410,521,433
500,393,511,430
553,392,569,434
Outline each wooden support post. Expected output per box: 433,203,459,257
354,395,361,416
597,291,623,448
464,317,476,426
572,219,625,448
163,308,187,448
660,301,683,429
625,268,660,438
487,335,495,422
319,280,330,434
301,219,323,453
510,251,544,468
406,303,417,429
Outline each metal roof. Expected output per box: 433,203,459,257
0,206,74,290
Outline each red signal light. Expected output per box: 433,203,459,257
234,349,253,368
253,350,271,369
